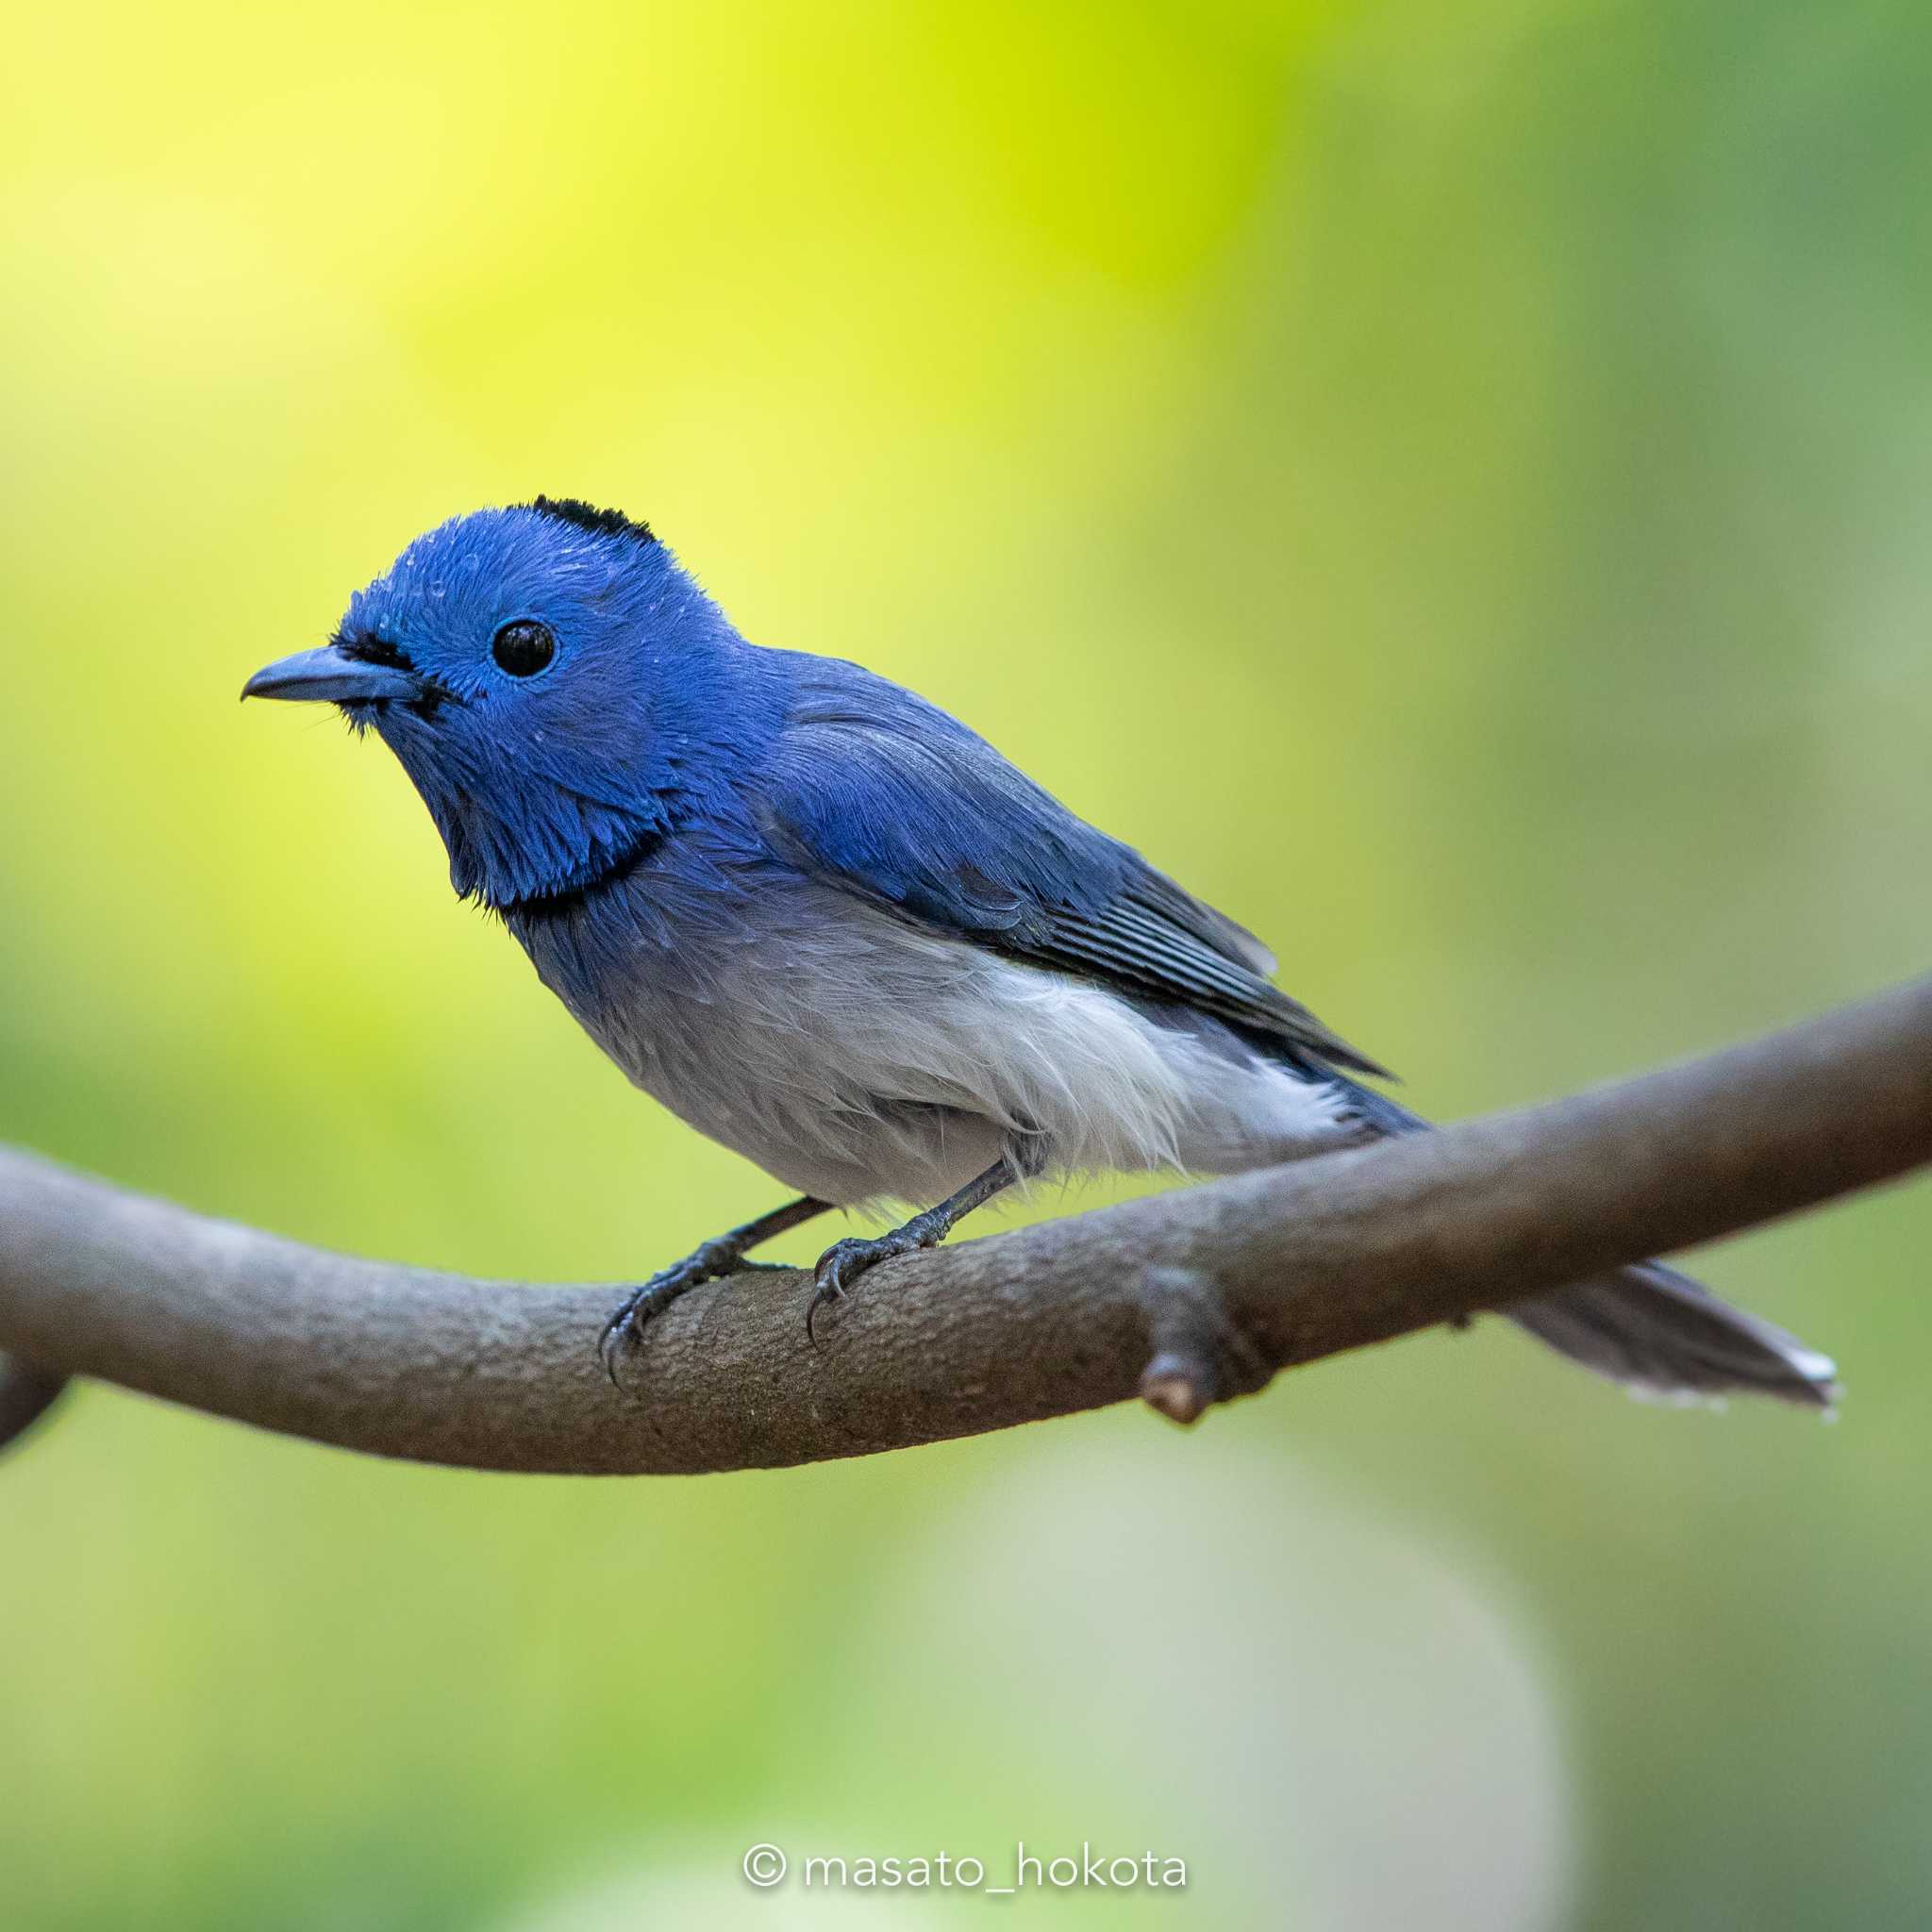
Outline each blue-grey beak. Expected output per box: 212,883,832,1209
241,644,422,705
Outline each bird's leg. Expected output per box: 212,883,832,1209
599,1194,830,1382
808,1147,1041,1342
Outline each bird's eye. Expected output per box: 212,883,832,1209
491,619,556,677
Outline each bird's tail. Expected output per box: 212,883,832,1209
0,1354,71,1456
1324,1074,1840,1409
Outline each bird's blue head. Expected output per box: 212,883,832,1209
245,500,773,909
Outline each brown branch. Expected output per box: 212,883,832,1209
3,975,1930,1474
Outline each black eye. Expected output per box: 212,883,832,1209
491,619,556,677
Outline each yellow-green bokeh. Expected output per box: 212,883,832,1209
5,3,1930,1927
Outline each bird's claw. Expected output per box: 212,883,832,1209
806,1228,935,1345
598,1256,796,1386
804,1280,839,1350
597,1269,695,1387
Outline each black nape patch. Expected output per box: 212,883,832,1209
522,496,658,548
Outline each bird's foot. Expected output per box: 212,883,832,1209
807,1219,944,1344
598,1255,789,1386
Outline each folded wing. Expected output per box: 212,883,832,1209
751,659,1390,1080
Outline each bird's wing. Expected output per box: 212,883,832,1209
750,661,1391,1079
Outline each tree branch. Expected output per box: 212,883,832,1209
4,975,1930,1474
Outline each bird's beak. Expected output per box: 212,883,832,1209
241,644,422,705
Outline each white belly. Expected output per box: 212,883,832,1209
524,885,1355,1211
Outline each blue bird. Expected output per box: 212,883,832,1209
243,498,1837,1405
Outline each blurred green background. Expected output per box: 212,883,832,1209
4,1,1929,1926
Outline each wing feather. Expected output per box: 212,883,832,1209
751,659,1391,1080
